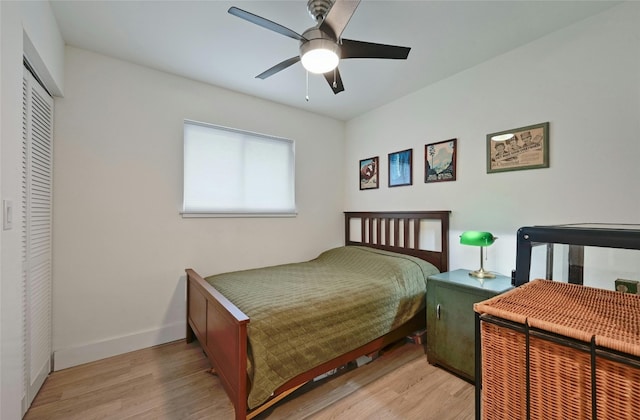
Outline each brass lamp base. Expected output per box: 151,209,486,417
468,268,496,279
468,245,495,280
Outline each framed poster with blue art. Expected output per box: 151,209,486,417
425,139,457,183
388,149,412,187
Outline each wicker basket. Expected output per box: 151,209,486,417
474,279,640,420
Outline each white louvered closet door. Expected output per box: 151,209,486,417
22,66,54,413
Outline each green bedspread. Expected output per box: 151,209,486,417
206,246,438,409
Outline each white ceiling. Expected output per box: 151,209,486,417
49,0,619,121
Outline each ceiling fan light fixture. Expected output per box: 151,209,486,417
300,39,340,74
229,2,411,95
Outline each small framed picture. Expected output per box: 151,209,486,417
388,149,412,187
425,139,457,183
487,122,549,173
359,156,379,190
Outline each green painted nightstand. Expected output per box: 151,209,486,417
426,269,513,382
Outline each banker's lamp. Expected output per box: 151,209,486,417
460,231,497,279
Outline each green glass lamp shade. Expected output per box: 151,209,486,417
460,231,495,246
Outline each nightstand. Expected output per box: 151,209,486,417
426,269,512,382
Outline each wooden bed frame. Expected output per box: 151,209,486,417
186,210,450,419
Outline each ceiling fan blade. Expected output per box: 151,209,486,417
319,0,361,40
228,7,307,42
341,39,410,60
256,56,301,79
323,68,345,94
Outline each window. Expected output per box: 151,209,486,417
182,120,296,216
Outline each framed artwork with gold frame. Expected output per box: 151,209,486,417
487,122,549,173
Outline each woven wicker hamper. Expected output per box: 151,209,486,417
474,279,640,420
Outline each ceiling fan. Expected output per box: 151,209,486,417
228,0,411,95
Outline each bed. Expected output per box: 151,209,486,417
186,210,450,419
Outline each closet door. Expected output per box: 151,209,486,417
22,66,54,412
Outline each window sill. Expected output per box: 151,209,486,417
180,211,298,218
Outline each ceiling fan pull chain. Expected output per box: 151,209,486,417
305,70,310,102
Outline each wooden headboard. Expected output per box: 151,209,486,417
344,211,450,272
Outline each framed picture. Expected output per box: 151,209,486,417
487,122,549,173
425,139,457,183
359,156,379,190
388,149,412,187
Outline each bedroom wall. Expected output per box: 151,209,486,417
52,47,345,369
344,2,640,290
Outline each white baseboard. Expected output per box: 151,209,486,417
53,321,185,371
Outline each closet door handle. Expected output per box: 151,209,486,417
436,304,441,320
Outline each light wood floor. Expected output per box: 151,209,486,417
25,340,474,420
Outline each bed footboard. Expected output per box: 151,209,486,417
186,268,249,420
187,266,426,420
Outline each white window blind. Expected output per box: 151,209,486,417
183,120,296,216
